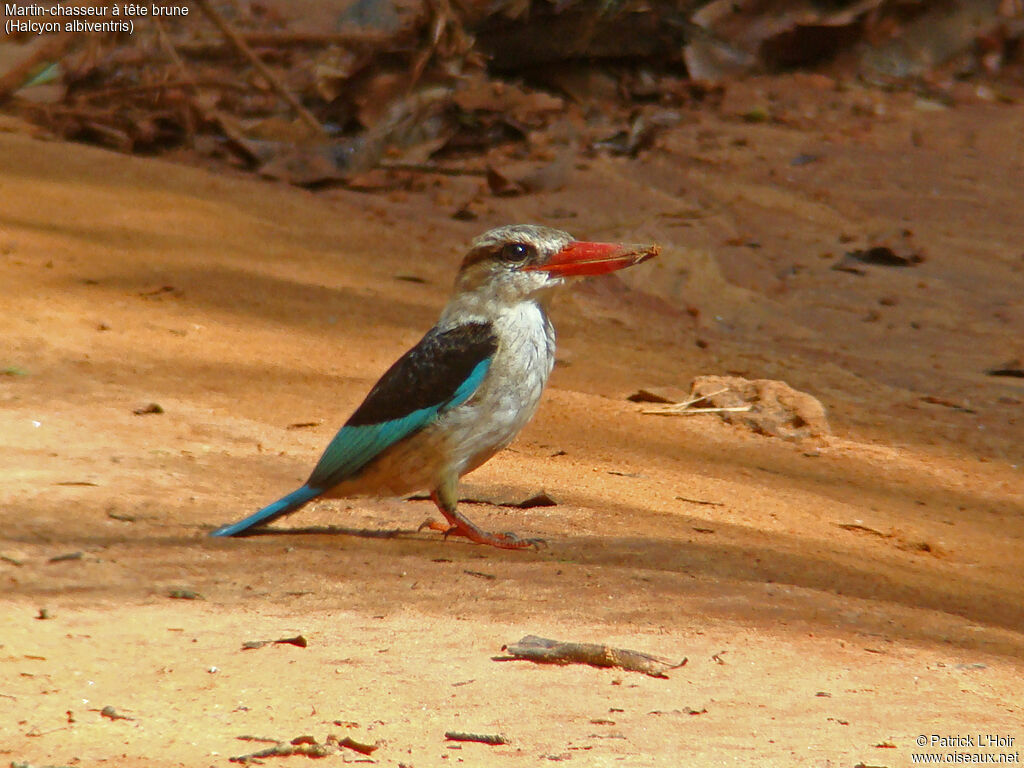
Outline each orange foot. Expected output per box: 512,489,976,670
441,522,544,550
420,506,544,550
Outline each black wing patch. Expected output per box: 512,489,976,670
345,321,498,427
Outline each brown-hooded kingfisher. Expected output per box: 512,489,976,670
210,224,658,549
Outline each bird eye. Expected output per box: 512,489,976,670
499,242,533,265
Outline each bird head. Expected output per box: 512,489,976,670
446,224,658,317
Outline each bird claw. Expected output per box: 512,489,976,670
418,518,533,548
502,532,547,550
417,517,449,533
437,523,544,550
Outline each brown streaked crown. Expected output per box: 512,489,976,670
459,224,574,272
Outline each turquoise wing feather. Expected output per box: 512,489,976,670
306,356,491,489
210,322,496,537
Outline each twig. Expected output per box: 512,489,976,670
79,80,254,101
445,731,510,745
16,101,117,118
241,634,308,650
229,734,377,762
836,522,891,538
409,0,448,90
638,387,728,411
99,705,134,721
378,161,489,177
153,16,197,147
495,635,687,679
48,551,83,563
193,0,326,137
676,496,724,507
338,736,379,755
175,29,395,55
229,741,334,763
640,386,740,415
644,405,753,415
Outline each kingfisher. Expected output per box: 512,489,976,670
210,224,657,549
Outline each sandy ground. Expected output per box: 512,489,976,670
1,76,1023,767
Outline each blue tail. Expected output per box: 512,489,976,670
210,485,322,537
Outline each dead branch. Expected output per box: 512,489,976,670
640,386,749,416
241,634,308,650
644,404,754,415
337,736,378,756
175,29,396,54
494,635,687,679
229,732,378,763
676,495,724,507
445,731,510,745
193,0,326,137
153,17,196,147
377,161,489,177
228,740,334,763
78,79,249,102
99,705,134,721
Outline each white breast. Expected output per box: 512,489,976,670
331,300,555,499
440,299,556,475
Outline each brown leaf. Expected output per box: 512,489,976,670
486,165,525,196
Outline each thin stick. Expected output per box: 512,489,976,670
173,29,396,57
229,741,333,763
224,29,394,46
378,161,489,177
409,0,447,90
193,0,326,137
640,387,750,415
153,17,196,147
495,635,687,679
676,496,724,507
16,101,117,118
79,79,249,101
643,405,753,415
337,736,378,756
445,731,510,745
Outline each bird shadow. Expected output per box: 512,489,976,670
229,524,411,539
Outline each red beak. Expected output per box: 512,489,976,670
526,240,659,277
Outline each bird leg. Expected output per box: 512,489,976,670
429,482,542,550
